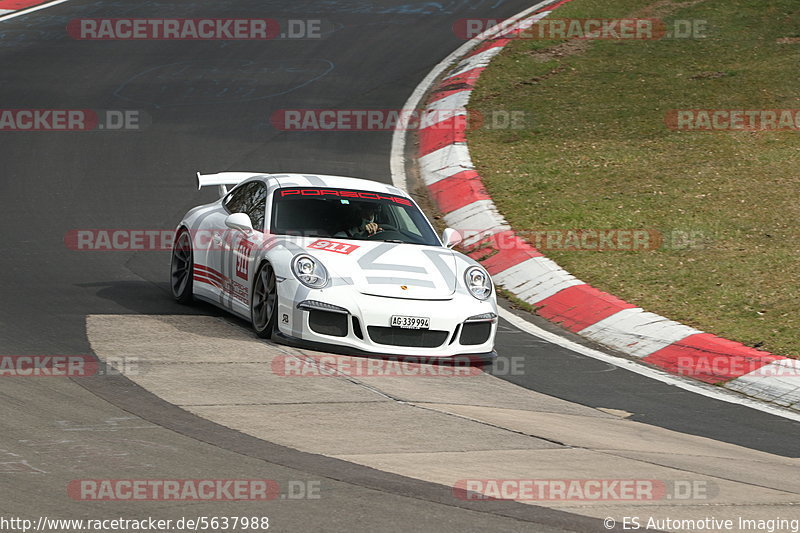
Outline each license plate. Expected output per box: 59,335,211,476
390,315,430,329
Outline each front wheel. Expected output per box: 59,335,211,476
251,262,277,339
170,229,193,304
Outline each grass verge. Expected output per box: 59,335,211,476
467,0,800,356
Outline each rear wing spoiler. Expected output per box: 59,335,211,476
196,171,266,197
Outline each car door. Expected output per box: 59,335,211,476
193,182,256,309
225,181,268,318
191,201,230,305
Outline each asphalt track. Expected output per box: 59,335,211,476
0,0,798,531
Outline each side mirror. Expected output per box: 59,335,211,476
225,213,254,234
442,228,462,248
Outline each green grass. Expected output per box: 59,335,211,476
467,0,800,356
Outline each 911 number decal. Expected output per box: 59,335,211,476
308,239,360,255
236,239,254,280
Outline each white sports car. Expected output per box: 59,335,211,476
170,172,497,358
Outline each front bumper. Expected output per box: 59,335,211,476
275,281,497,357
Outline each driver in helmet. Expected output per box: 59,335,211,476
349,202,382,237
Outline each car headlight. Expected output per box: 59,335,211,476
464,266,492,300
292,254,328,289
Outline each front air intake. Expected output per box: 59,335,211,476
367,327,448,348
308,310,348,337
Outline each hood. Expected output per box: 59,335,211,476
302,239,459,300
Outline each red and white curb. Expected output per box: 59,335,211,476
414,1,800,410
0,0,69,20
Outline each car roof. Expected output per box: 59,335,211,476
258,173,410,198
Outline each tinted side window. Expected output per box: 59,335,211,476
224,182,267,231
246,183,267,231
224,183,254,214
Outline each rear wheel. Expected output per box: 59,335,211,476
170,229,193,304
251,262,277,338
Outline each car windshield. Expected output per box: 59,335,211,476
270,187,441,246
